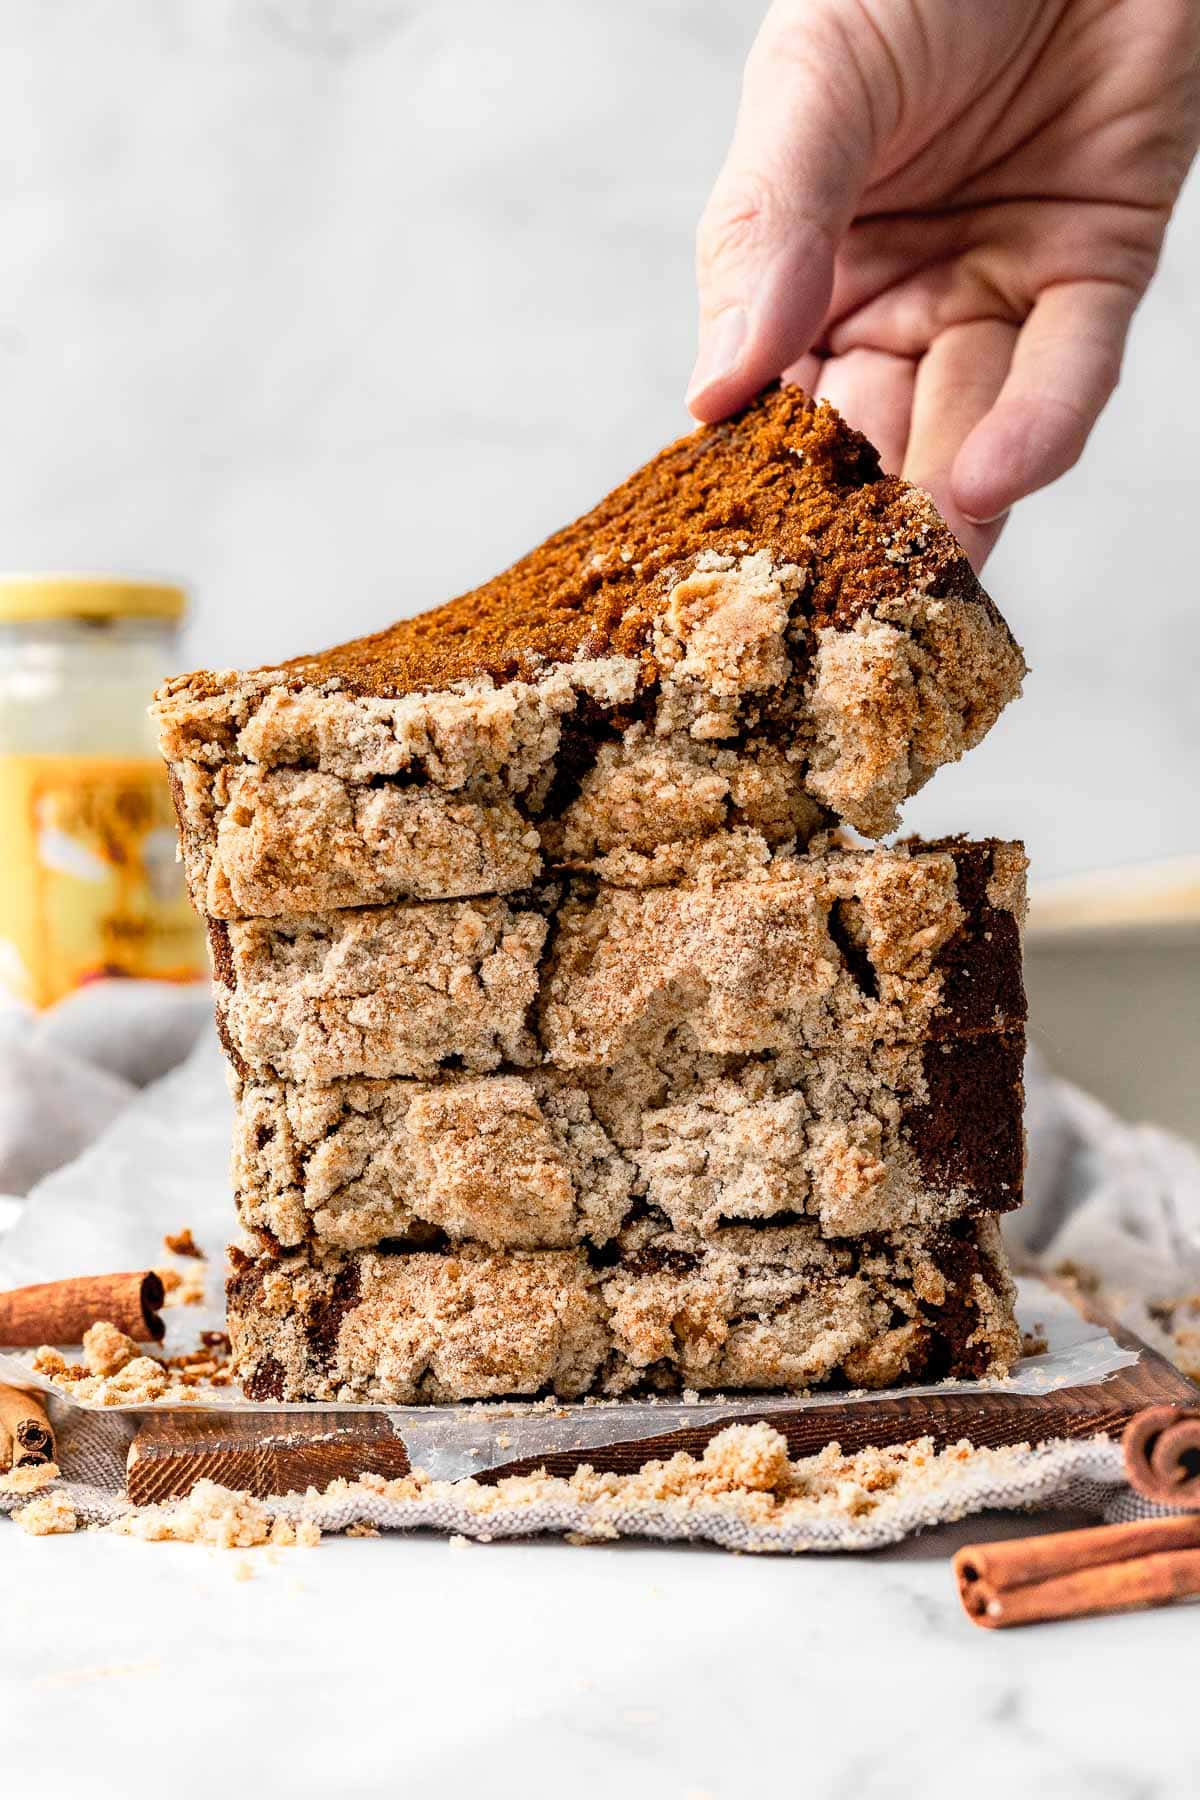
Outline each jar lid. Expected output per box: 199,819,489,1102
0,575,187,622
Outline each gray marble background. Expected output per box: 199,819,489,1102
0,0,1195,880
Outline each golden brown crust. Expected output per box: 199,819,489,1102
154,390,1024,864
160,385,1017,703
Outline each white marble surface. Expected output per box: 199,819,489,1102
3,1514,1195,1799
0,1,1196,880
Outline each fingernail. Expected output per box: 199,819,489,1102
687,307,747,408
960,507,1009,527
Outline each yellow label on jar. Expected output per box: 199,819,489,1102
0,754,206,1009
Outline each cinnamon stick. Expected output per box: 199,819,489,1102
0,1384,55,1468
955,1514,1200,1629
961,1547,1200,1628
1123,1405,1200,1508
0,1272,164,1347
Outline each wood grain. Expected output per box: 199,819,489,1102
484,1330,1198,1481
126,1411,410,1505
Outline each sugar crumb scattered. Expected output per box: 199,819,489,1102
33,1330,232,1405
163,1227,205,1259
15,1490,77,1536
155,1265,206,1308
82,1320,142,1377
111,1480,321,1550
6,1428,1046,1552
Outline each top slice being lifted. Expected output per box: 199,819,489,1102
155,385,1025,921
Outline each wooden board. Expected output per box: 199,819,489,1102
126,1293,1199,1503
126,1412,411,1505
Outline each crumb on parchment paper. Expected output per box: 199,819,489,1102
33,1327,233,1405
82,1321,142,1377
34,1346,176,1405
4,1427,1045,1551
1056,1259,1200,1384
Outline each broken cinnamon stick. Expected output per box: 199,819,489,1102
0,1384,55,1468
0,1272,165,1347
955,1514,1200,1629
1123,1405,1200,1508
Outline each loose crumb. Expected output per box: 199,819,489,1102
339,1425,1030,1537
1056,1262,1199,1383
83,1426,1031,1552
110,1479,321,1550
33,1331,232,1405
1054,1259,1101,1296
31,1348,88,1381
163,1228,205,1259
5,1428,1049,1552
1147,1292,1200,1383
82,1320,142,1377
155,1266,206,1308
15,1490,77,1536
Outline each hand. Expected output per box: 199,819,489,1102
688,0,1200,565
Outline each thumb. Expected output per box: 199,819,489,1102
688,2,879,421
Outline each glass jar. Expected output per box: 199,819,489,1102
0,576,207,1009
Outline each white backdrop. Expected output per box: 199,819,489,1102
0,0,1196,880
